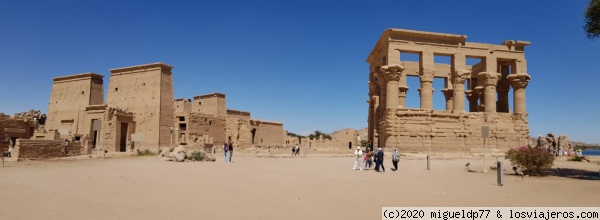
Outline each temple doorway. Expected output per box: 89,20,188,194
119,123,128,152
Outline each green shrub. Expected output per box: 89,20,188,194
505,146,554,176
567,155,585,162
189,151,204,161
137,149,156,156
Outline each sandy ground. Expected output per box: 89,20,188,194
0,154,599,220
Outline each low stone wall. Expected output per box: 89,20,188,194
378,110,529,154
13,139,82,160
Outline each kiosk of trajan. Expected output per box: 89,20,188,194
367,29,531,154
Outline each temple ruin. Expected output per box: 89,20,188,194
367,29,531,154
38,62,285,155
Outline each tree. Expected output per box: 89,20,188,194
585,0,600,39
308,130,332,140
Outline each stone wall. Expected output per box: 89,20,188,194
187,113,226,146
250,120,284,146
174,98,191,114
381,109,529,154
331,128,359,145
46,73,104,137
227,109,250,120
193,93,226,117
13,139,81,160
226,118,252,147
0,113,35,152
107,63,174,150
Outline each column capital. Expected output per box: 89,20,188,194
477,72,501,87
508,73,531,89
398,86,409,93
451,69,471,85
380,64,405,81
420,68,435,83
441,88,454,99
473,86,484,97
374,71,386,87
465,90,478,100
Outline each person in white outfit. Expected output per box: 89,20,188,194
353,146,363,170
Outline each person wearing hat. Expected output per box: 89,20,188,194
353,146,363,170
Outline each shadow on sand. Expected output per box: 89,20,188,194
542,168,600,181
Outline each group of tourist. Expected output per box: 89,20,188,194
353,146,400,172
291,145,301,156
543,146,582,157
223,142,234,162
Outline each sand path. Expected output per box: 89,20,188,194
0,156,598,220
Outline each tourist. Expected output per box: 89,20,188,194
353,146,363,170
364,149,372,169
295,146,300,156
373,148,378,168
7,145,12,158
375,148,385,172
228,142,233,162
223,143,228,162
291,146,296,156
391,148,400,171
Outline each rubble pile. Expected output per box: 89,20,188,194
14,109,46,125
158,145,216,162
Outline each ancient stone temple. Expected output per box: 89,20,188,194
42,62,285,154
366,29,531,154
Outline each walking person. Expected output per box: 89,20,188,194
291,146,296,156
7,145,12,158
223,142,228,162
364,148,372,169
295,146,300,156
228,142,233,162
353,146,363,170
375,148,385,172
391,148,400,171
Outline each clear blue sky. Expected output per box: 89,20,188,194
1,1,598,143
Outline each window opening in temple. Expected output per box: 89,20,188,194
399,52,420,63
433,54,452,111
432,78,445,110
406,76,419,108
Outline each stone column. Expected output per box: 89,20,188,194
398,86,409,108
380,65,405,110
367,98,374,142
473,86,485,112
375,72,387,112
465,90,478,112
478,56,500,113
497,65,510,113
441,88,453,111
372,95,380,147
419,51,434,110
451,70,470,113
419,68,435,110
451,53,469,113
508,73,531,114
